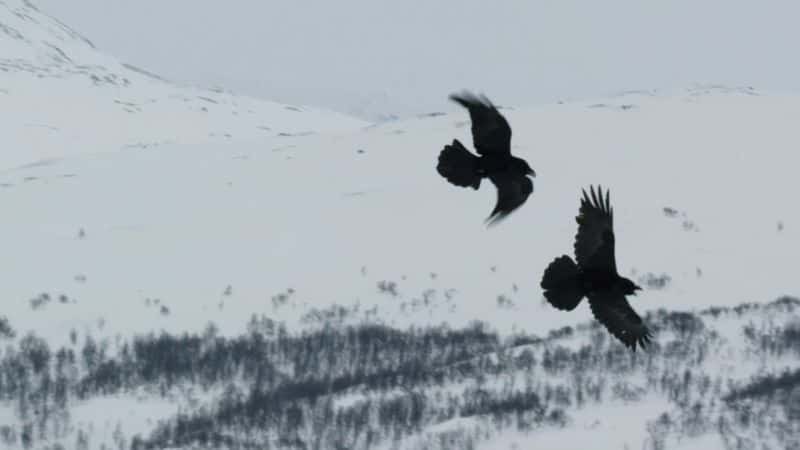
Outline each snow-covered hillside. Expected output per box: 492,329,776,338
2,2,800,449
0,0,367,171
1,295,798,449
2,84,798,343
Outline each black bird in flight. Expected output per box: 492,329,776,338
436,91,536,225
540,186,652,351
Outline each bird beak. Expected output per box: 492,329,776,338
528,169,536,177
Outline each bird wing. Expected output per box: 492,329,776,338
486,172,533,225
588,292,652,351
574,185,616,272
450,91,512,156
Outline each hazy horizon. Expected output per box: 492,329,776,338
32,0,800,120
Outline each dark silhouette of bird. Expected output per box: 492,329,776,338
540,186,652,351
436,91,536,225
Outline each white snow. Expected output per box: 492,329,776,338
2,2,799,449
69,393,179,446
2,87,798,345
0,0,367,171
477,396,672,450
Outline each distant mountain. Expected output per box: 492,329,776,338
0,0,368,170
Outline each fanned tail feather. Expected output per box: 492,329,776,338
540,255,585,311
436,139,481,189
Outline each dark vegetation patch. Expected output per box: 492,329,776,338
0,297,798,449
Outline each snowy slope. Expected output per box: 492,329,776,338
0,0,367,171
1,85,798,345
2,3,800,450
2,294,798,450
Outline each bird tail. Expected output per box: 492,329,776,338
436,139,481,189
540,255,585,311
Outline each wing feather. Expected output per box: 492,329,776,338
486,173,533,226
588,292,652,351
574,185,616,271
450,91,511,156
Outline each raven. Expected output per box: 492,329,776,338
540,186,652,351
436,91,536,225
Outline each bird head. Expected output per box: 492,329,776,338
620,278,643,296
523,162,536,177
513,158,536,177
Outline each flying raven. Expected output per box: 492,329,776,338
436,91,536,225
540,186,652,351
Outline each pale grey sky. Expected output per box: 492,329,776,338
35,0,800,120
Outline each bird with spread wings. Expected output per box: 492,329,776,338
436,91,536,225
540,186,652,351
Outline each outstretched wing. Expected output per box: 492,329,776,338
588,292,652,351
486,173,533,226
574,185,616,272
450,91,511,156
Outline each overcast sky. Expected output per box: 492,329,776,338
35,0,800,120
